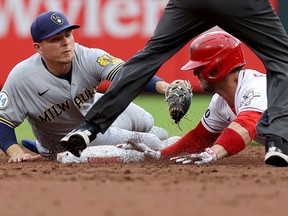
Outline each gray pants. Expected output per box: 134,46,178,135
86,0,288,140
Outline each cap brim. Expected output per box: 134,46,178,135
42,24,80,40
181,60,209,71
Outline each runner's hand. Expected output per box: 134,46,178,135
170,148,217,165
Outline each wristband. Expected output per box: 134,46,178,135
215,128,246,156
144,75,163,93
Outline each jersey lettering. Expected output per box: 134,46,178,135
38,88,95,122
205,109,210,118
74,88,96,109
39,100,70,122
253,73,265,77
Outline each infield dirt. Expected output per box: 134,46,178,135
0,145,287,216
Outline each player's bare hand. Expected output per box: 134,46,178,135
8,153,42,163
155,80,170,94
170,148,217,165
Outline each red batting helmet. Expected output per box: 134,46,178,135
181,31,246,82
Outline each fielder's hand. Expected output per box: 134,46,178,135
8,153,41,163
170,148,217,165
117,142,161,160
6,144,42,163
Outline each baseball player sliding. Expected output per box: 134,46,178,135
129,31,268,165
0,11,180,162
60,31,269,165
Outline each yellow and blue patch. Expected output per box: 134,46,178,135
97,54,120,67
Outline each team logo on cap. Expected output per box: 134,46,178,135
51,13,64,25
0,91,9,109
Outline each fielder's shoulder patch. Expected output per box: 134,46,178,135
97,54,120,67
0,91,9,109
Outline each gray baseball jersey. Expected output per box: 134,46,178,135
0,43,168,155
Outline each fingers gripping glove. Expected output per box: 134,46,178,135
165,80,193,124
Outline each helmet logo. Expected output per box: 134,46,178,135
51,13,64,25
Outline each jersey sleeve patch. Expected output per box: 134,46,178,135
0,91,10,109
239,90,261,108
97,54,120,67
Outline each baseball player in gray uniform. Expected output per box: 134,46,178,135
0,11,179,162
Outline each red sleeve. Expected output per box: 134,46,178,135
214,111,262,156
233,111,262,139
160,122,220,158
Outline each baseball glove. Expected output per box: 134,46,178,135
165,80,193,124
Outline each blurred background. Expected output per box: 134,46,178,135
0,0,286,92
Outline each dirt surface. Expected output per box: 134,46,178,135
0,145,287,216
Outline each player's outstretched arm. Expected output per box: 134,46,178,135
143,75,169,94
0,122,41,162
171,121,250,165
6,144,41,163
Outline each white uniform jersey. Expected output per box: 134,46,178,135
201,69,267,144
0,43,171,154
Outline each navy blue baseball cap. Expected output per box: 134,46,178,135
30,11,80,42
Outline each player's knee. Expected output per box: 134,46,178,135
145,112,155,129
